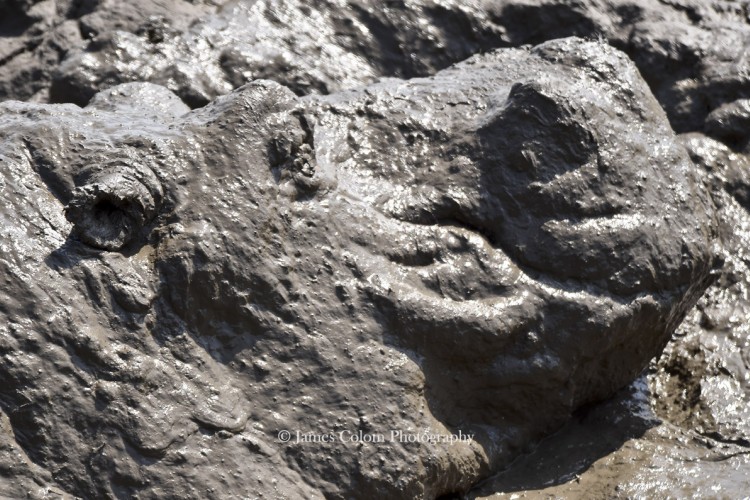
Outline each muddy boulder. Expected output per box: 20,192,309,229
42,0,750,138
47,0,507,107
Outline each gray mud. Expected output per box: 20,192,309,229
0,0,748,499
4,0,750,134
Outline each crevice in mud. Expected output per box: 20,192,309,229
699,431,750,449
435,493,463,500
489,3,605,46
393,207,698,308
347,3,416,79
0,42,35,68
705,449,750,462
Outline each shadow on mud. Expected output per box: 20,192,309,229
468,377,658,497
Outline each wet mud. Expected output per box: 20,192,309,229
0,1,749,498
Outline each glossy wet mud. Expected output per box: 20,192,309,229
0,1,748,498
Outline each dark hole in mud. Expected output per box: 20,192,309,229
92,198,128,226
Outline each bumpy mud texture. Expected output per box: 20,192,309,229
4,0,750,498
0,36,718,497
475,131,750,499
46,0,507,107
6,0,743,137
0,0,230,103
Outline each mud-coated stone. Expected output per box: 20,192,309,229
476,131,750,498
0,0,229,103
485,0,750,133
47,0,507,107
648,133,750,449
35,0,750,137
0,38,717,498
704,99,750,151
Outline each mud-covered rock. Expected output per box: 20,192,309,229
47,0,507,107
0,37,717,497
35,0,750,136
705,99,750,151
485,0,750,133
649,133,750,448
0,0,229,103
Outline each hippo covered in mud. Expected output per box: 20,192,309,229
0,38,716,498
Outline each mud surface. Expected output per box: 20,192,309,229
0,0,230,103
4,0,750,133
0,1,748,499
473,376,750,499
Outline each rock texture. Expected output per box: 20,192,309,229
0,35,717,497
